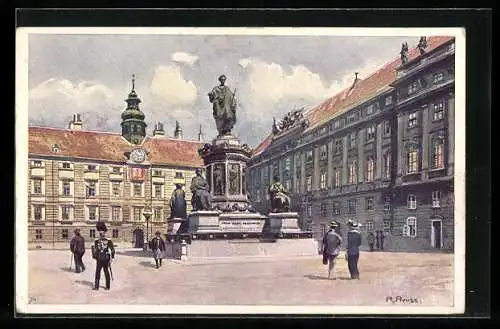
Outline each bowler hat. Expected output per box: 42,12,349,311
329,221,339,227
155,231,161,235
74,228,80,233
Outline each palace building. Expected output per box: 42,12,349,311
28,77,204,248
247,36,455,251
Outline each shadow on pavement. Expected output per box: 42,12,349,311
60,267,75,273
304,275,331,281
116,250,150,258
139,261,158,268
75,280,94,288
304,275,354,281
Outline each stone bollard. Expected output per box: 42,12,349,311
180,239,188,262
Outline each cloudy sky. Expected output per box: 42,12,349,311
28,32,419,147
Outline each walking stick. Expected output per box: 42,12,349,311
69,252,73,271
109,261,114,281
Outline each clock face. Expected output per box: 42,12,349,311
131,148,146,163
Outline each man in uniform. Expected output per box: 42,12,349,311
346,220,362,280
322,221,343,279
69,228,86,273
91,222,115,290
149,231,166,269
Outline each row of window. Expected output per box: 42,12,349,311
321,220,391,234
30,179,172,199
34,228,121,240
31,161,185,178
32,205,165,222
305,191,442,218
253,135,445,190
407,72,449,96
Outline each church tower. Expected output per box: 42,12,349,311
121,75,147,145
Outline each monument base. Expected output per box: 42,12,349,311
167,217,189,234
188,211,221,233
268,212,302,233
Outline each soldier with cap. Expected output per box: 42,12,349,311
91,222,115,290
149,231,166,269
69,228,86,273
346,220,362,280
322,221,343,279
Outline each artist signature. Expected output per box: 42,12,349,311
28,297,37,303
385,296,421,304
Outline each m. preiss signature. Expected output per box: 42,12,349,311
385,296,422,304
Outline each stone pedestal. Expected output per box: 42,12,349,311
218,212,267,233
167,217,188,234
188,211,221,233
268,212,302,233
201,134,252,211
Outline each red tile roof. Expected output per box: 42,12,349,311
251,36,454,158
29,126,203,167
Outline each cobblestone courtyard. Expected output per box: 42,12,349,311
26,249,454,307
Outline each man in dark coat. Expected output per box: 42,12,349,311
91,223,115,290
149,231,166,269
379,230,385,250
69,228,86,273
170,183,187,219
367,232,375,252
322,221,343,279
346,220,362,280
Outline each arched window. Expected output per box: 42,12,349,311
384,151,392,179
431,137,445,169
366,157,375,182
348,160,357,185
407,194,417,209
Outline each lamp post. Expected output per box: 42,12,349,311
143,207,153,251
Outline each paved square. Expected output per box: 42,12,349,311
26,249,454,307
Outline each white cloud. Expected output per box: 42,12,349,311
238,58,342,109
28,78,121,131
171,51,199,66
150,65,198,107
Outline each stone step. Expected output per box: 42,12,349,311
184,238,319,258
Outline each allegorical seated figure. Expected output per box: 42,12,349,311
170,183,187,219
190,168,213,211
268,175,291,213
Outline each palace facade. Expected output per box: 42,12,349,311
247,36,456,251
28,80,204,248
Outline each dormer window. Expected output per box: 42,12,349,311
52,144,60,153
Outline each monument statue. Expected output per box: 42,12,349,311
212,163,225,196
208,74,237,136
268,175,291,213
400,41,409,64
169,183,187,219
190,169,212,211
418,36,428,55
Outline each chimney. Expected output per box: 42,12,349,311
174,120,182,139
68,113,82,130
198,124,204,142
153,122,165,137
